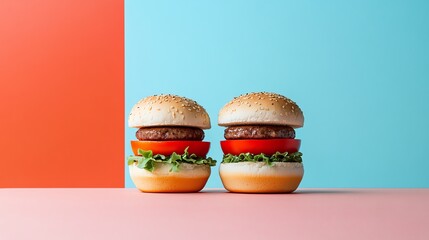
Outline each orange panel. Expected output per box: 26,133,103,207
0,0,124,187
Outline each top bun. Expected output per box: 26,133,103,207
128,94,211,129
218,92,304,128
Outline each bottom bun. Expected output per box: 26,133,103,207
129,162,210,193
219,162,304,193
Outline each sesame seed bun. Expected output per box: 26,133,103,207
219,162,304,193
128,94,211,129
218,92,304,128
129,162,211,193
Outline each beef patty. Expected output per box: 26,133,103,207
224,125,295,139
136,127,204,141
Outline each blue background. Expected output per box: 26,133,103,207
125,0,429,188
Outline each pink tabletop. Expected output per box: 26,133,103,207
1,188,428,240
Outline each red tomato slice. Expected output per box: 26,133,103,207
220,139,301,155
131,140,210,157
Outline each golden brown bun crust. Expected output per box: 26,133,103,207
129,162,210,193
218,92,304,128
128,94,211,129
219,162,304,193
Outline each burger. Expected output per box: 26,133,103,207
127,94,216,193
218,92,304,193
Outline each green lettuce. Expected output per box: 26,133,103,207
222,152,302,166
128,148,216,172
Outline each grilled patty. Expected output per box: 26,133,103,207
224,125,295,139
136,127,204,141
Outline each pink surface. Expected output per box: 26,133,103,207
1,189,428,240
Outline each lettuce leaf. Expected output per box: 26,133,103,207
222,152,302,165
128,148,216,172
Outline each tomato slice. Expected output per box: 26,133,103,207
220,139,301,155
131,140,210,157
